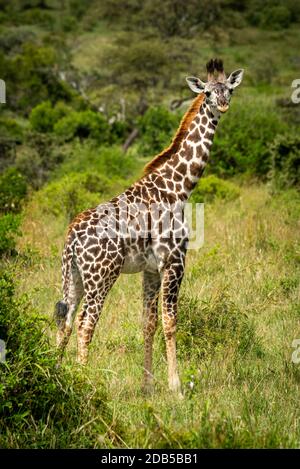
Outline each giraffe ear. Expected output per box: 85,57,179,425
227,69,244,89
186,76,205,94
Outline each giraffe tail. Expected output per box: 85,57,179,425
54,233,76,329
54,301,69,329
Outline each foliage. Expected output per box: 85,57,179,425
0,118,24,172
211,99,289,177
0,26,36,53
53,110,110,143
55,143,139,181
246,1,297,29
0,116,24,143
36,172,110,221
110,120,131,144
174,291,262,360
0,42,74,114
0,214,21,257
190,175,240,203
269,134,300,190
101,36,171,92
0,271,122,448
15,132,67,189
29,101,71,133
137,106,178,156
0,167,28,213
98,0,300,36
157,288,263,365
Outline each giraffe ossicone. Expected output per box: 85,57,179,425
54,58,244,394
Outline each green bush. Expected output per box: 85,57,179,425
29,101,64,132
0,214,21,257
29,101,71,133
15,132,67,189
110,120,131,144
137,106,178,156
0,26,36,53
190,175,240,203
269,134,300,190
0,271,122,448
0,167,27,213
55,143,139,181
174,291,263,360
262,5,292,29
54,110,110,143
211,99,288,177
247,1,296,28
0,116,24,143
1,43,75,113
37,172,111,221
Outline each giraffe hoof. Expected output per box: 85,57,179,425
142,382,154,396
76,357,88,366
168,375,182,395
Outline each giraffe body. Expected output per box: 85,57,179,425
55,59,244,393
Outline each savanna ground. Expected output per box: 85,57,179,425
0,0,300,448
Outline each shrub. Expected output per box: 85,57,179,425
137,106,178,156
55,143,139,181
174,291,263,361
0,167,27,213
262,5,292,29
211,99,288,177
0,26,36,53
0,118,24,172
0,214,21,257
15,132,67,189
0,271,123,448
269,134,300,191
109,120,131,144
2,43,75,113
30,101,56,133
54,110,110,143
37,172,111,221
29,101,73,133
247,1,295,29
190,175,240,203
0,117,24,143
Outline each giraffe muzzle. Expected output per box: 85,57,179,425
217,104,229,113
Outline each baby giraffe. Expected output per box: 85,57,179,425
55,59,244,394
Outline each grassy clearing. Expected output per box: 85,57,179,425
14,182,300,448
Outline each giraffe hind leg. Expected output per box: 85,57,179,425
76,271,121,365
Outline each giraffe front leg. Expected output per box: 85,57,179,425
142,270,161,394
162,263,184,394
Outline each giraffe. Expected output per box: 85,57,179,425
54,59,244,394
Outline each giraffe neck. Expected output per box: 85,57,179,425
159,100,220,200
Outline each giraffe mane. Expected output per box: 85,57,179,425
143,93,205,176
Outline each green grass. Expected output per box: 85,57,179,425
13,182,300,448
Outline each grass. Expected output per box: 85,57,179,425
13,181,300,448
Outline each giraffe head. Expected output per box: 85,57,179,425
186,59,244,113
